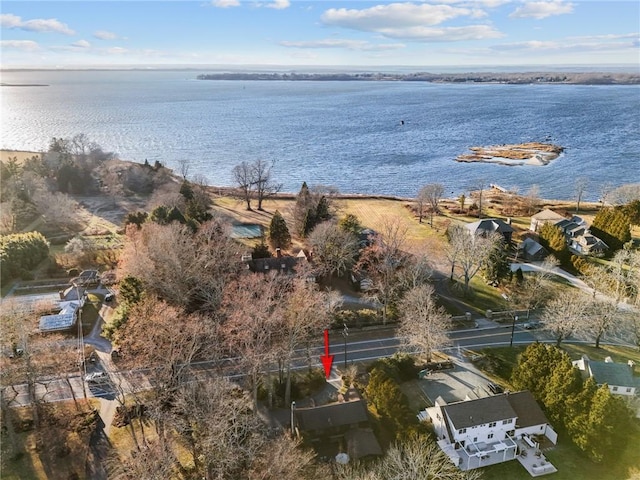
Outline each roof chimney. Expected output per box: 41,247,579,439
276,248,281,258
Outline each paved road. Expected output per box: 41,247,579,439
4,316,635,408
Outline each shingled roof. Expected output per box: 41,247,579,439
589,361,637,388
505,391,550,429
295,399,369,432
443,395,517,430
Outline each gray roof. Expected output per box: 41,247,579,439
520,238,547,256
589,361,637,388
295,400,369,431
466,218,514,236
443,395,517,430
345,429,383,459
531,209,565,222
505,391,550,428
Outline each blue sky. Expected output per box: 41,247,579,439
1,1,638,68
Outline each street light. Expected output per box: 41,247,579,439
342,324,349,369
502,293,518,348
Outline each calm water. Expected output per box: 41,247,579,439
1,70,639,200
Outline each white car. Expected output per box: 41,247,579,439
85,372,109,384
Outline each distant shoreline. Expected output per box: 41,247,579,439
197,71,640,85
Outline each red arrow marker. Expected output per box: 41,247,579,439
320,329,334,379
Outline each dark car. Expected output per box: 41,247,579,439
488,382,504,394
104,293,115,303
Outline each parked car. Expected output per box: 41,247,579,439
85,372,109,384
487,382,504,394
104,293,115,303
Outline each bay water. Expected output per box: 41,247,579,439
1,69,638,200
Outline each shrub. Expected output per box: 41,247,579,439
0,231,50,283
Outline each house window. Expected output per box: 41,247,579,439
489,422,496,428
612,386,618,392
488,433,494,440
473,437,478,443
459,428,467,434
627,388,632,393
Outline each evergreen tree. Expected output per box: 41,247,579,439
179,180,194,200
590,207,631,252
252,240,271,259
315,195,330,223
268,210,291,250
482,238,510,284
539,223,570,265
293,182,315,237
338,213,363,237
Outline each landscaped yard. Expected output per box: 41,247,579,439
474,344,640,480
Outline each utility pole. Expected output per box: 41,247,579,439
342,324,349,369
510,315,518,348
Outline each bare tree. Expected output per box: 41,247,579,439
335,434,481,480
599,181,614,207
355,218,409,323
522,184,541,215
118,218,240,313
232,161,254,210
171,377,266,479
307,221,359,278
470,178,487,218
32,190,80,229
398,285,451,362
252,159,282,210
418,183,445,226
541,290,590,346
574,176,589,213
508,256,558,311
248,435,317,480
397,254,432,291
222,274,285,409
108,439,180,479
177,158,191,180
446,224,499,294
582,298,624,349
279,278,332,404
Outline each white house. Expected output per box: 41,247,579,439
425,391,557,473
573,355,638,396
529,209,565,233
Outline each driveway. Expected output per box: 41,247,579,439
416,354,493,404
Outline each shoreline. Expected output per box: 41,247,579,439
0,149,585,205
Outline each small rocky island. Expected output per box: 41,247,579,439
455,142,564,166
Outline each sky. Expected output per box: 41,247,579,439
1,1,639,69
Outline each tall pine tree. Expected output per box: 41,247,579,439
268,210,291,250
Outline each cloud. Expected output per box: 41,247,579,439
379,24,503,41
280,38,405,51
491,35,638,53
510,1,574,19
265,0,290,9
106,47,128,55
0,39,40,51
72,39,91,48
0,13,75,35
93,30,119,40
211,0,240,7
321,3,475,30
319,2,501,42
